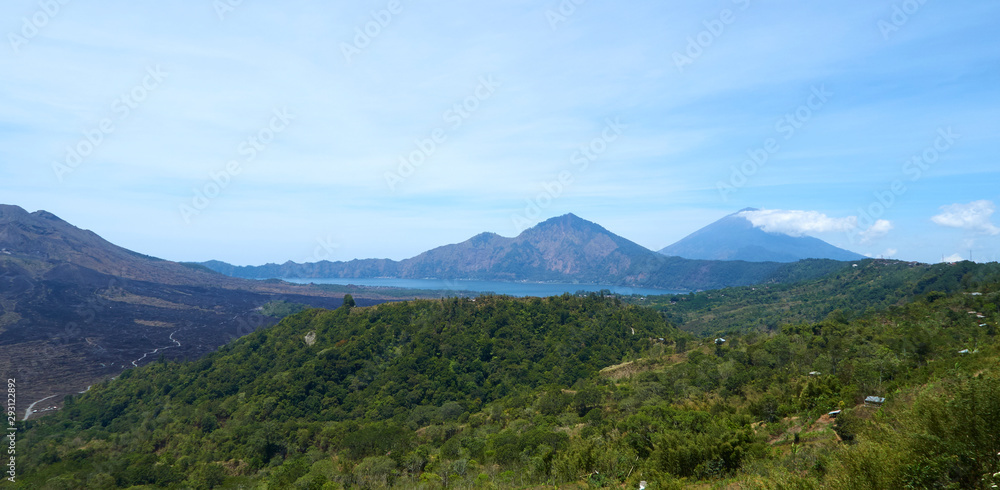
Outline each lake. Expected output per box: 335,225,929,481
280,277,682,298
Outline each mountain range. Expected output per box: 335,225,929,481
202,212,858,290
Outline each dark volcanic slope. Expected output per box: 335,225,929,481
0,205,373,417
659,208,865,262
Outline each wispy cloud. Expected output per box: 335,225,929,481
858,219,893,243
931,200,1000,235
739,209,893,245
739,209,856,236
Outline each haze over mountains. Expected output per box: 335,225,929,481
659,208,866,262
202,212,862,290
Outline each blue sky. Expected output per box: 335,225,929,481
1,0,998,265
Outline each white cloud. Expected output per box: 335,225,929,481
858,219,893,243
738,209,857,236
738,209,893,243
941,253,964,263
931,200,1000,235
885,248,898,257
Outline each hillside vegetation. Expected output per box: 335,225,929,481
643,259,1000,336
13,264,1000,489
17,295,675,488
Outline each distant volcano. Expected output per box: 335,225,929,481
658,208,865,262
203,212,849,290
204,213,666,284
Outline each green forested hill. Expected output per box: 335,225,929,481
14,269,1000,489
16,294,676,488
644,259,1000,336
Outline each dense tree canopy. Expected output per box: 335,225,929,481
12,264,1000,488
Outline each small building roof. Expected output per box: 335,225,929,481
865,396,885,404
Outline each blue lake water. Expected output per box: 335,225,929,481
280,277,681,298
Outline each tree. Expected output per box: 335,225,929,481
342,294,356,308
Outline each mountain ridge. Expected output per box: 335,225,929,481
201,213,850,290
0,204,241,287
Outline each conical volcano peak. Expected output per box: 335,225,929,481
660,209,864,262
520,213,610,237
